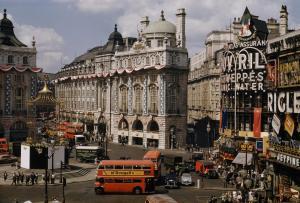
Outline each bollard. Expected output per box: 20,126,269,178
197,179,200,189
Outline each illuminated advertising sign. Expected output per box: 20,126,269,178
278,57,300,87
221,43,267,92
102,170,144,176
268,91,300,113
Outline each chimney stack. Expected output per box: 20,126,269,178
176,8,186,48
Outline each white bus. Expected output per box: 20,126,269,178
75,146,105,163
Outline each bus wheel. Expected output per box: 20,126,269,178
133,187,142,195
95,187,104,195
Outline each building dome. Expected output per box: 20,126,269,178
143,11,176,34
108,24,123,45
0,9,14,35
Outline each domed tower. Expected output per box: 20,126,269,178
108,24,124,46
142,10,177,47
0,9,26,47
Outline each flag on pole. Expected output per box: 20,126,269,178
253,108,262,138
284,114,295,137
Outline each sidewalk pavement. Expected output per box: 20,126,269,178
0,160,97,186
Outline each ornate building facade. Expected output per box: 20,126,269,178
55,9,189,149
0,9,42,155
187,6,285,147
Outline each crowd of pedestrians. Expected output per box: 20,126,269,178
3,170,59,186
8,171,39,186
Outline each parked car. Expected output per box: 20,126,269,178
205,169,219,179
165,174,180,189
180,173,193,186
0,154,18,164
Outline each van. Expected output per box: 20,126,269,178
75,135,86,146
145,194,178,203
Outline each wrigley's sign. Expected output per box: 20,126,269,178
221,40,268,92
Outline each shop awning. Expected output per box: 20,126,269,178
232,152,253,165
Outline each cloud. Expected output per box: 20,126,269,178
53,0,289,56
2,11,67,73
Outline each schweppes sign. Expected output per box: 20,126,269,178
102,170,144,176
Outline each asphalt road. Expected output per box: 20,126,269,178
0,180,224,203
0,144,227,203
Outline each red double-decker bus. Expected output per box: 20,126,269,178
143,150,162,179
95,160,155,195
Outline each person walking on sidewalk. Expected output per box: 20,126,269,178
25,174,30,185
11,172,16,185
3,171,8,182
20,172,24,184
31,172,35,185
35,172,38,184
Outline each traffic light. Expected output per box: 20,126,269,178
63,177,66,187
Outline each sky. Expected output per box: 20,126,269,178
0,0,299,73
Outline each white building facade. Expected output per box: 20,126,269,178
55,9,189,149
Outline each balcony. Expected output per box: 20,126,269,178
270,143,300,157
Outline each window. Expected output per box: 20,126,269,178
167,85,177,114
146,40,151,47
149,85,158,114
133,179,142,183
133,165,141,169
8,55,14,64
105,179,114,183
124,165,132,169
123,179,132,183
155,55,160,64
148,120,159,132
101,89,107,111
23,56,28,65
15,87,24,110
105,165,114,169
146,57,150,65
120,86,128,113
115,165,123,169
134,85,142,114
157,40,163,47
115,179,123,183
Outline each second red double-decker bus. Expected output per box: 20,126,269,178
143,150,162,179
95,160,155,195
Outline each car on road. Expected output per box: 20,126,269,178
165,174,180,189
180,173,193,186
0,154,18,164
205,169,219,179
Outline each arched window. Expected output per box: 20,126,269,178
120,85,128,113
155,55,160,64
149,85,158,114
134,85,142,114
147,120,159,132
132,120,143,131
118,119,129,130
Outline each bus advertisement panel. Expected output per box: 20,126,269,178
95,160,155,194
143,150,161,178
75,146,104,163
